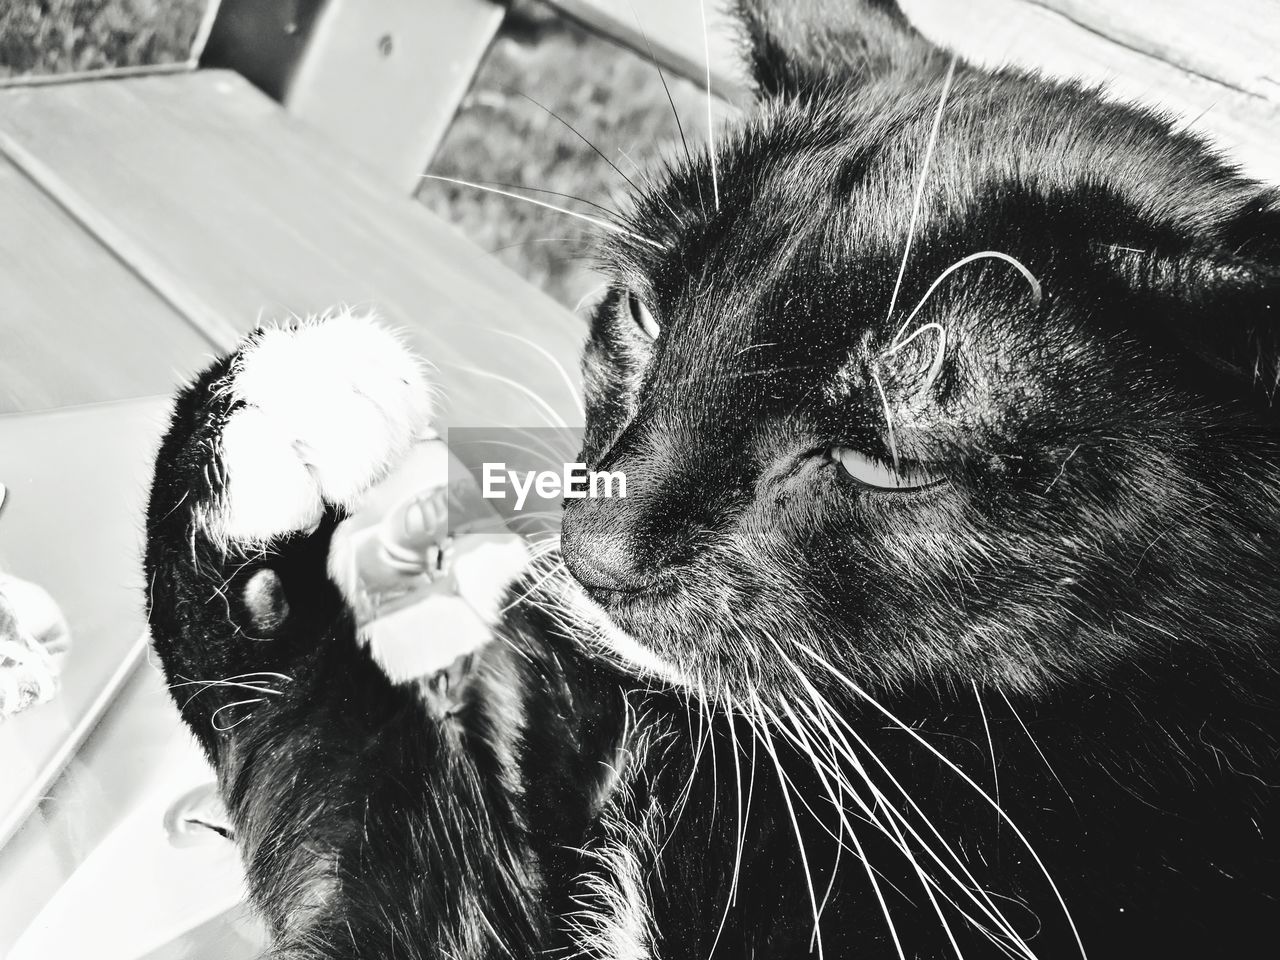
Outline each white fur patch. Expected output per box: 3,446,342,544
570,813,658,960
569,718,660,960
586,841,653,960
200,310,433,547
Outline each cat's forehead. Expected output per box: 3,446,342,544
620,72,1240,293
601,70,1264,440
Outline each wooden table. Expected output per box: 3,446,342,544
0,69,586,420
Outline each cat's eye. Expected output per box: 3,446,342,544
627,292,661,340
830,446,941,491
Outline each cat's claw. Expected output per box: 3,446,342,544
198,310,434,548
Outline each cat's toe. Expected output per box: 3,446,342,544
204,310,434,547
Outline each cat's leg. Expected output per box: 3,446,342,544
144,312,623,959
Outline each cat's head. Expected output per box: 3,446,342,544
557,0,1280,705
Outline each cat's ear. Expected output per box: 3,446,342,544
1107,203,1280,401
732,0,940,98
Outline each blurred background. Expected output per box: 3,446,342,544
0,0,716,308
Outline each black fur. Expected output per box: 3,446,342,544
145,2,1280,957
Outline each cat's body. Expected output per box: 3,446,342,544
145,2,1280,957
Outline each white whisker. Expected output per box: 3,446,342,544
888,250,1042,351
211,697,265,731
698,0,719,211
764,699,905,960
454,325,585,418
884,57,958,324
973,680,1001,831
790,684,1035,959
436,361,571,430
870,366,901,471
998,690,1074,806
707,685,748,960
774,652,1038,957
421,174,662,249
753,697,825,960
799,643,1088,960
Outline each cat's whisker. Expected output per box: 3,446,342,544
794,708,988,960
573,284,608,316
764,699,906,960
870,366,902,471
998,690,1075,806
752,695,826,960
487,238,597,262
421,175,662,249
973,680,1002,831
885,57,958,324
797,642,1088,960
883,321,948,399
659,673,715,862
501,86,646,198
625,3,702,213
210,696,265,732
522,537,564,560
433,360,572,430
887,250,1043,352
782,661,1038,957
171,670,292,709
706,682,749,960
439,176,626,222
698,0,720,212
617,146,688,228
499,562,569,616
701,677,722,835
456,434,578,473
760,641,972,957
169,677,281,693
450,325,585,418
758,707,900,872
797,697,1021,933
795,701,1030,959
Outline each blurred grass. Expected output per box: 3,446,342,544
1,0,718,311
421,1,715,310
0,0,208,78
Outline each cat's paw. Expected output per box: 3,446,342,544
199,310,434,548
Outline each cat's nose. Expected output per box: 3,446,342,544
561,527,659,598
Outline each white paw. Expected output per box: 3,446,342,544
200,310,434,547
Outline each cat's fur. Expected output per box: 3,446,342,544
145,2,1280,957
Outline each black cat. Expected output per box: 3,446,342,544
145,2,1280,957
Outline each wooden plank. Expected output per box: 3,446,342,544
902,0,1280,184
544,0,750,105
203,0,505,191
1028,0,1280,103
0,71,586,432
0,157,214,413
287,0,505,191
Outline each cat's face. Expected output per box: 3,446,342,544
559,2,1280,705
